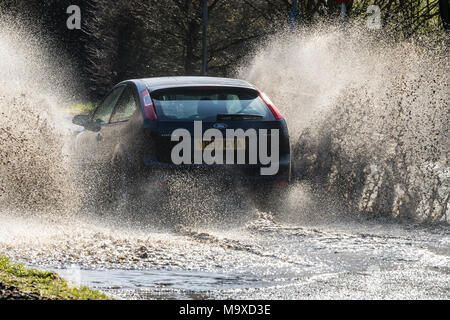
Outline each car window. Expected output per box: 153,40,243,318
151,87,273,121
110,86,138,123
93,86,125,124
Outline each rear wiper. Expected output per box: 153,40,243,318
216,113,264,120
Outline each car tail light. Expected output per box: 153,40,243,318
276,181,289,188
258,91,283,120
142,89,157,120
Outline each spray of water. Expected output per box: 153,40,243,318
0,19,79,213
0,18,259,272
239,24,449,223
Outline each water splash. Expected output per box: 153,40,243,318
239,25,449,223
0,19,79,213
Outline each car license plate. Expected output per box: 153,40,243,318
194,138,245,151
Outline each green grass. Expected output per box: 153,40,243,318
68,102,96,115
0,255,111,300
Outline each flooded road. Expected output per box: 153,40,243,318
1,205,448,300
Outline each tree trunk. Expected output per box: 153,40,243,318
184,20,199,75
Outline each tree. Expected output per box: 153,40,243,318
83,0,274,99
1,0,446,100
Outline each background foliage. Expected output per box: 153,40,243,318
0,0,448,100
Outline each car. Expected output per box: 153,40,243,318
72,76,291,212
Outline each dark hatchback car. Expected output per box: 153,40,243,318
73,77,290,208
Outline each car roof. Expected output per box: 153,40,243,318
138,76,257,92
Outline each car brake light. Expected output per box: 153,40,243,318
142,89,157,120
276,181,289,188
258,91,283,120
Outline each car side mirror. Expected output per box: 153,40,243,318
72,114,90,126
72,114,101,132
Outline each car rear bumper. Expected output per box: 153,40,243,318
142,155,291,183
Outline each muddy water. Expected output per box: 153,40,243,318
239,26,449,223
1,206,449,299
0,20,449,299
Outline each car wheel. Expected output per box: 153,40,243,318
254,182,290,214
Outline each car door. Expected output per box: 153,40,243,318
76,85,125,164
107,84,141,167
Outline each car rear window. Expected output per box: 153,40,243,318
150,87,273,121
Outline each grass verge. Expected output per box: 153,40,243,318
0,255,111,300
67,102,96,115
